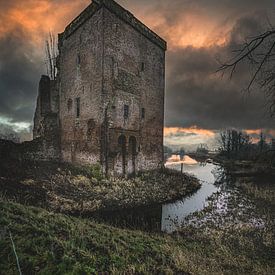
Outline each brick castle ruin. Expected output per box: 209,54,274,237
33,0,167,176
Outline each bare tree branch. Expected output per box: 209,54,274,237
45,32,58,80
217,29,275,116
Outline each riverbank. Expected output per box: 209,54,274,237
187,151,275,176
216,158,275,176
0,160,200,215
187,150,275,177
1,196,274,274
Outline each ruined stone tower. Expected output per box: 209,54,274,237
33,0,167,176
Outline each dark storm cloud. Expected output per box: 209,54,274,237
117,0,275,130
0,0,89,125
164,13,275,130
0,28,42,123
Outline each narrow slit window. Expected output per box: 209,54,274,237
141,108,145,119
124,105,129,119
76,97,80,118
141,62,145,71
77,53,81,66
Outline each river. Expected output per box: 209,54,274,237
162,160,220,232
95,156,275,233
163,156,274,233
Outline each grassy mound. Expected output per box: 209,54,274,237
0,161,200,214
0,197,274,274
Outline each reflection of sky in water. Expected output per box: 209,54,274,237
162,161,220,233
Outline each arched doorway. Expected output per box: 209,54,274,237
118,135,127,175
129,136,137,175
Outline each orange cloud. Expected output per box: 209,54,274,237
0,0,89,46
244,129,262,135
164,126,216,137
126,5,231,49
240,129,275,144
0,0,232,51
245,129,275,137
161,14,230,49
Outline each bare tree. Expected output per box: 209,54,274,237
45,32,58,80
218,129,251,156
218,28,275,115
258,131,268,152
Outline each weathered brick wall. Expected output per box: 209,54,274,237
103,7,165,175
33,76,59,140
33,75,51,139
58,8,104,166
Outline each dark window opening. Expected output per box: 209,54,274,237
77,53,81,65
67,99,73,112
124,105,129,119
118,135,127,175
76,97,80,118
141,108,145,119
141,62,145,71
129,136,137,175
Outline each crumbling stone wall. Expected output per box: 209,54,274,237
33,75,51,139
33,76,59,139
32,74,60,161
58,8,104,166
0,137,60,163
102,6,166,175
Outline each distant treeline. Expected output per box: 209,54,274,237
218,129,274,161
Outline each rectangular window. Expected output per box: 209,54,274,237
124,105,129,119
141,62,145,71
77,53,81,65
141,108,145,119
76,97,80,118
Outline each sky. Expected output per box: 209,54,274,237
0,0,275,148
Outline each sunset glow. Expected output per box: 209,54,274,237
0,0,89,44
164,127,216,137
0,0,230,49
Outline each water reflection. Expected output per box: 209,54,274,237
162,161,221,233
162,156,271,233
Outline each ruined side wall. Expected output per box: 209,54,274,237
33,76,51,139
33,76,59,139
103,7,165,174
32,74,60,161
0,137,60,163
59,9,104,165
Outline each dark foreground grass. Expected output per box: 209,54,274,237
0,196,274,275
0,161,200,215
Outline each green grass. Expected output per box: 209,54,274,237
1,196,274,274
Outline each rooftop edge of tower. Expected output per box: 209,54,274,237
60,0,167,51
